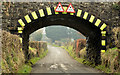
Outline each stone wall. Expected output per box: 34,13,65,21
2,2,120,48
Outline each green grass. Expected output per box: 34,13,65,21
63,46,95,67
57,45,120,73
28,49,48,65
98,47,120,73
48,43,60,47
113,73,120,75
47,43,51,45
111,47,118,50
61,45,86,64
17,65,32,73
74,57,85,64
61,46,73,55
17,49,48,73
95,65,111,73
61,45,111,72
28,57,40,65
52,44,59,47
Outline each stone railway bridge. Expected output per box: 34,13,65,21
2,2,120,65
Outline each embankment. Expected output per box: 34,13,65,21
61,40,120,73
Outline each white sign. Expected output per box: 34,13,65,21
55,2,64,12
66,3,75,13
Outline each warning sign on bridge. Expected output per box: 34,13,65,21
66,3,75,13
55,2,64,12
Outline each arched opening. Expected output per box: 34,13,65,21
22,14,101,65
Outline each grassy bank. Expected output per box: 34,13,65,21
61,45,120,74
17,41,48,73
2,31,25,73
17,49,48,73
1,30,49,73
61,45,87,64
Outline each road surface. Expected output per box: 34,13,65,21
31,45,103,73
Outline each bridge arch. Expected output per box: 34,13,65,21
17,7,107,65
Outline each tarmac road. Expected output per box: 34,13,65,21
31,45,105,74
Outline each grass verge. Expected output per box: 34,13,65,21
61,46,88,64
17,65,32,73
48,43,60,47
61,45,120,74
17,50,48,73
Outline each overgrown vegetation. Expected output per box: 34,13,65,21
17,41,48,73
61,45,120,74
2,30,48,73
17,65,32,73
100,48,120,73
17,50,48,73
28,49,48,66
61,45,89,65
2,31,25,73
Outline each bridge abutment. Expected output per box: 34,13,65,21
86,32,101,65
22,33,30,62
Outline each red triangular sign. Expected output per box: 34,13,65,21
55,2,64,12
66,3,75,13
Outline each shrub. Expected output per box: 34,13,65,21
2,30,25,73
74,39,86,57
29,41,47,57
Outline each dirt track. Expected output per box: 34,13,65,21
31,45,103,74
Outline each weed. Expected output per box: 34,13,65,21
17,65,32,73
17,50,48,73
